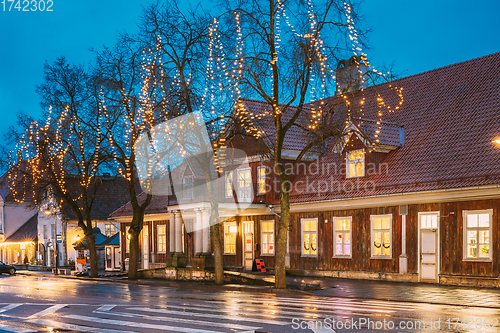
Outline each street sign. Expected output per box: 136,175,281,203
56,234,62,243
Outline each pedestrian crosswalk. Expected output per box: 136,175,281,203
0,294,468,333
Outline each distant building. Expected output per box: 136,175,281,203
0,168,38,265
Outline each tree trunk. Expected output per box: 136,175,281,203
207,178,224,285
128,228,140,280
210,220,224,284
86,232,99,278
275,176,290,289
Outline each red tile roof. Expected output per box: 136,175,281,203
281,52,500,203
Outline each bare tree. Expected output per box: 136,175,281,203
139,1,240,284
94,35,169,279
218,0,403,288
8,57,109,278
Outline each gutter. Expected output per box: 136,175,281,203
276,184,500,212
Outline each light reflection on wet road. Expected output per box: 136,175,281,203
0,274,499,332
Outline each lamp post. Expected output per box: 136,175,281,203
44,206,58,275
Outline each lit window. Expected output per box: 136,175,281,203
157,225,166,253
105,223,118,237
257,166,266,194
463,210,492,261
420,214,438,229
301,218,318,257
225,172,233,198
183,176,193,199
371,215,392,258
125,226,131,253
333,217,352,258
181,221,185,253
261,220,274,255
346,149,365,178
237,168,252,202
224,221,237,254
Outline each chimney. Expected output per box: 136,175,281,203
335,55,369,95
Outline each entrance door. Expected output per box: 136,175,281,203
242,221,254,270
419,213,439,283
114,247,120,270
142,227,149,269
105,247,112,269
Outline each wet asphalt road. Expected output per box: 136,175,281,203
0,274,500,332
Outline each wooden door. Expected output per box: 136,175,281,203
419,213,439,283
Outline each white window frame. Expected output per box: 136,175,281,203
257,166,266,195
332,217,352,258
182,176,194,199
223,221,237,255
260,220,275,256
237,167,252,202
105,223,118,237
462,209,493,262
157,225,167,253
225,171,233,198
301,218,318,257
370,214,392,259
181,221,185,253
125,226,130,253
346,149,365,178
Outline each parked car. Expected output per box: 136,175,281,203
0,261,16,275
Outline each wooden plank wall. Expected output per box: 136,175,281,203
289,206,400,273
435,199,499,277
119,197,498,278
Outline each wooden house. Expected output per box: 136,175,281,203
111,52,500,286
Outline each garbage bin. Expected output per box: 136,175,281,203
124,258,129,271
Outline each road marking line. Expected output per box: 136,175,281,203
158,303,317,321
207,299,392,315
26,319,136,333
128,307,289,325
243,298,394,313
94,310,261,331
96,305,116,312
62,314,224,333
0,323,37,333
0,304,23,313
27,304,67,319
255,296,421,309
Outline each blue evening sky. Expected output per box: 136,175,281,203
0,0,499,141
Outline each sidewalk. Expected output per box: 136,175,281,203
289,275,500,308
17,270,500,308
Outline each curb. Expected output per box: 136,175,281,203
19,271,500,309
305,290,500,309
16,272,310,295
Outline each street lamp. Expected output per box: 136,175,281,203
44,206,58,275
493,139,500,146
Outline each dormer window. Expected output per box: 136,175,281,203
182,176,193,198
346,149,365,178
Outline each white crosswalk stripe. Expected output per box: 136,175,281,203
0,304,22,314
27,304,67,319
62,314,224,333
25,319,137,333
0,323,36,333
128,306,288,325
0,295,434,333
93,309,262,330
